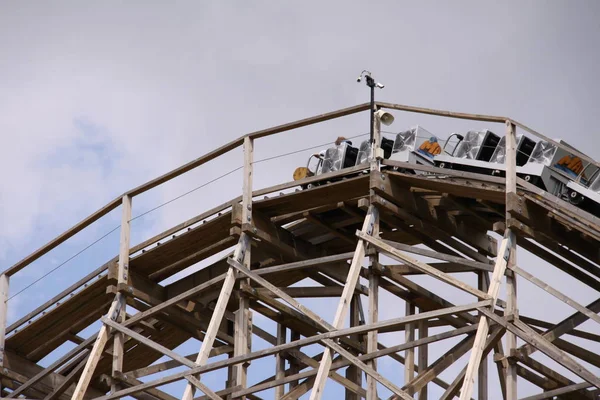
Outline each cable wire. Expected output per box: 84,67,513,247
9,132,371,299
8,225,120,301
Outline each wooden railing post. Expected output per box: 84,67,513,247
112,195,132,395
234,136,254,397
0,274,9,368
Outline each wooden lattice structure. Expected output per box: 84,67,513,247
1,102,599,400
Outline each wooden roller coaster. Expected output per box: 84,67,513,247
1,101,599,400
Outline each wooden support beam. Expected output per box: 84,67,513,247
180,233,250,400
309,205,378,400
42,353,88,400
274,324,286,399
401,334,476,396
254,286,344,298
70,293,125,400
510,265,600,325
477,273,488,400
505,122,518,400
367,267,379,400
346,296,362,400
418,313,428,400
103,317,224,400
439,326,505,400
519,382,592,400
357,231,491,300
186,376,223,400
64,301,492,400
404,302,415,397
480,309,600,389
125,347,233,380
518,297,600,357
459,230,514,400
326,340,413,400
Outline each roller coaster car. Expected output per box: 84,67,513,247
292,141,359,189
292,127,439,190
434,130,502,174
520,139,600,215
386,126,438,172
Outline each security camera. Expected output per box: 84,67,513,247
357,76,362,83
376,82,385,89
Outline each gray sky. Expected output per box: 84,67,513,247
1,1,599,398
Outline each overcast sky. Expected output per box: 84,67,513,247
1,2,599,399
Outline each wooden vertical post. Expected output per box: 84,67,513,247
405,302,416,397
289,330,301,391
366,268,379,400
459,120,518,400
234,136,254,397
418,314,428,400
182,137,254,400
346,296,362,400
0,274,9,368
275,324,286,399
112,195,132,395
367,109,381,400
477,272,488,400
308,108,382,400
505,121,518,400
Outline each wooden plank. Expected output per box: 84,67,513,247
519,382,592,400
113,371,178,400
481,309,600,389
6,333,99,399
102,317,197,369
519,297,600,357
377,240,493,272
376,101,507,123
459,231,514,400
186,376,223,400
510,265,600,325
7,263,108,334
357,232,491,300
